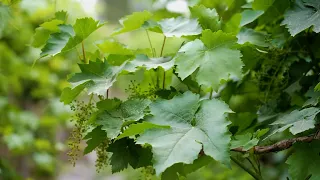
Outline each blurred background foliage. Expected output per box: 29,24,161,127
0,0,287,179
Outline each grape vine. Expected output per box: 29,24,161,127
30,0,320,179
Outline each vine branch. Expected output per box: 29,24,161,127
232,132,320,154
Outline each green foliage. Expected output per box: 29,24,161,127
286,142,320,180
137,92,232,174
272,107,320,135
68,60,125,97
29,0,320,179
174,30,243,91
282,0,320,36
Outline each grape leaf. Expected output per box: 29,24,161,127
286,141,320,180
282,0,320,36
40,19,64,32
272,107,320,135
40,24,74,57
108,138,152,173
32,12,67,48
60,81,92,105
240,10,264,26
237,28,269,47
41,18,104,57
125,54,174,72
62,17,105,52
174,30,243,91
116,122,169,140
303,88,320,107
96,99,151,139
32,28,51,48
190,5,221,31
252,0,275,10
315,82,320,91
158,17,202,37
97,39,134,55
68,59,125,97
137,92,232,175
54,10,68,22
96,99,121,111
112,10,153,36
83,126,107,155
230,133,259,151
223,13,241,34
161,155,212,180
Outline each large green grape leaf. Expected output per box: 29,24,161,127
286,142,320,180
137,92,232,175
125,54,174,72
96,99,151,139
68,59,125,97
157,17,202,37
272,107,320,135
108,138,152,173
83,126,107,154
282,0,320,36
40,25,74,57
174,30,243,91
112,10,153,36
189,5,221,31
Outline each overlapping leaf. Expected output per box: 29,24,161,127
125,54,174,72
41,17,104,57
40,25,74,57
174,30,243,91
32,11,67,48
117,122,169,140
157,17,202,37
252,0,275,10
112,10,152,36
60,81,92,105
230,133,259,151
62,17,105,52
272,107,320,135
286,142,320,180
83,126,107,154
97,39,134,55
68,59,125,97
108,138,152,173
137,92,232,175
282,0,320,36
237,28,269,47
190,5,220,31
240,10,264,26
96,99,151,139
